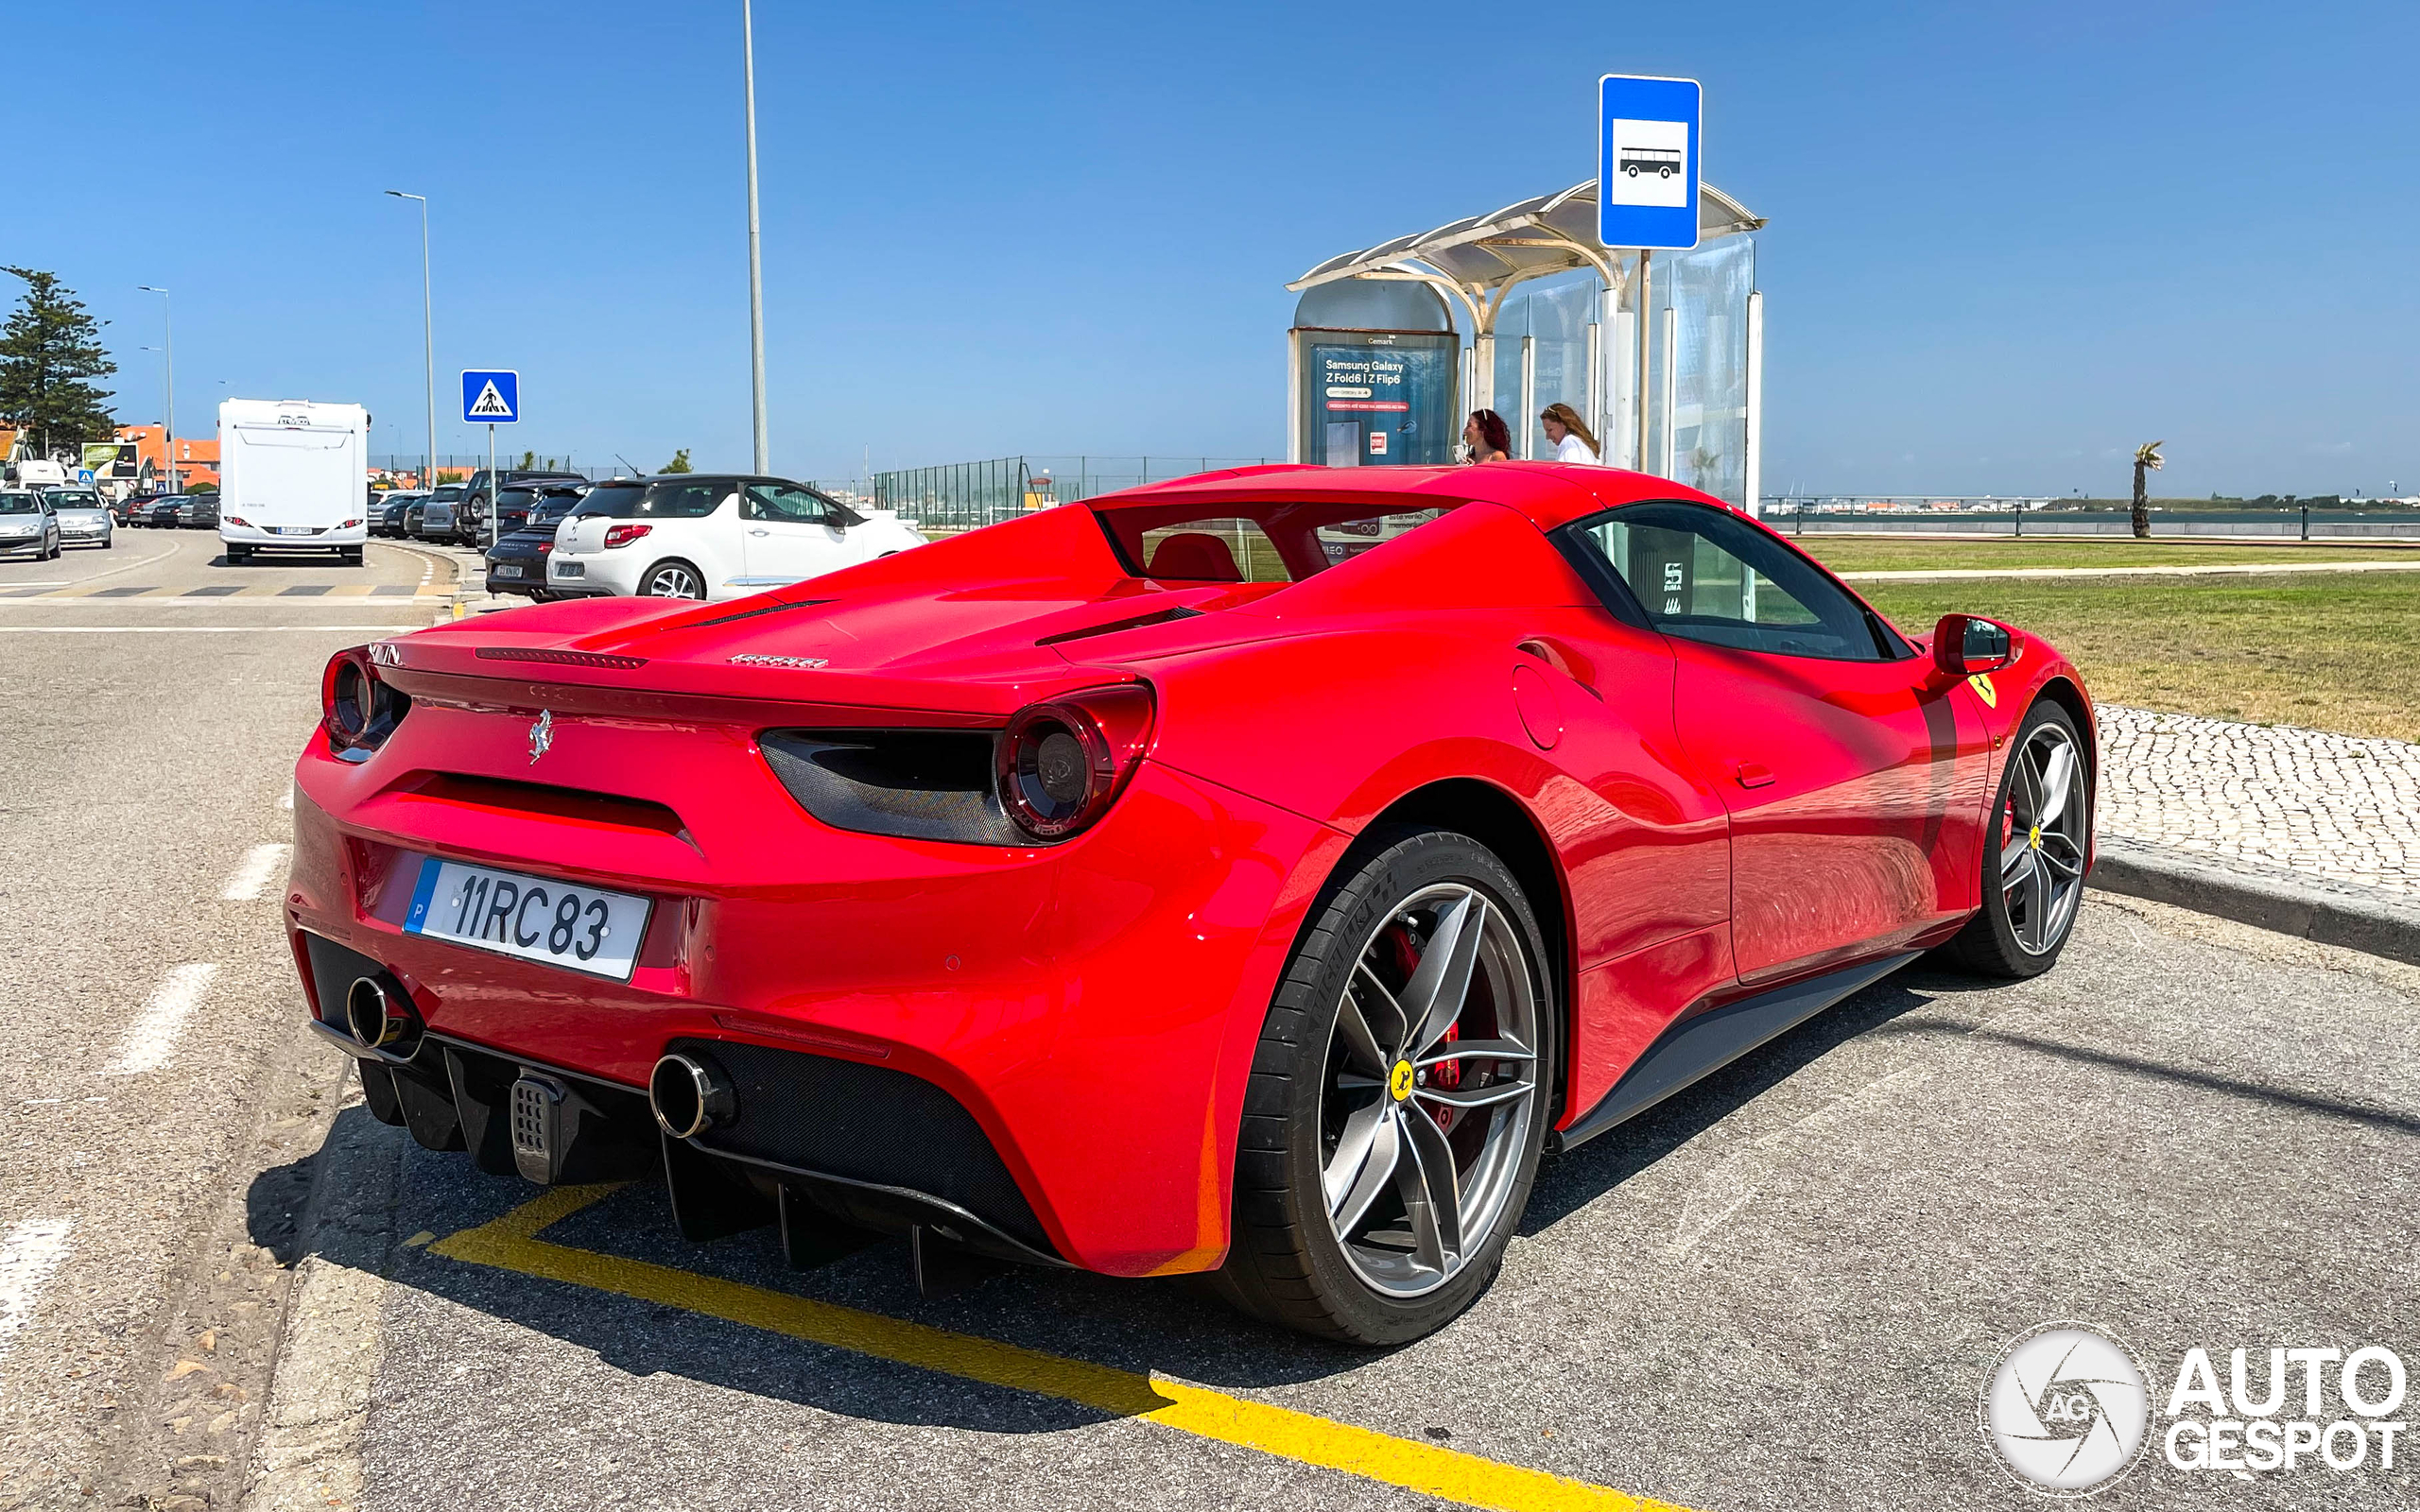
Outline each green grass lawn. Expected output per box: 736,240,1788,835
1792,536,2420,574
1857,571,2420,744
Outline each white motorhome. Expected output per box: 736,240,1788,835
217,400,370,563
10,458,69,490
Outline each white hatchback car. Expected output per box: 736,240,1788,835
546,474,924,601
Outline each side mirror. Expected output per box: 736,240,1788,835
1933,613,2019,678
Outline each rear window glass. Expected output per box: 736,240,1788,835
572,481,731,519
1098,500,1457,583
496,489,536,507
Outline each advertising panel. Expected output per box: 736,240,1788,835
1294,330,1457,468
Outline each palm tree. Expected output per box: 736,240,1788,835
2131,441,2165,538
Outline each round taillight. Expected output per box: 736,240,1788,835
997,707,1111,839
994,684,1154,842
323,652,374,747
320,647,412,757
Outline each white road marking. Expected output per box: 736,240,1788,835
221,843,292,902
281,787,295,811
104,964,222,1076
0,1218,74,1367
1836,558,2420,582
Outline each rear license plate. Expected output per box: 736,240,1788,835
403,858,651,981
273,525,314,536
554,561,584,577
493,563,526,577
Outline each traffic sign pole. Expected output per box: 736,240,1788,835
458,369,519,551
1598,74,1701,478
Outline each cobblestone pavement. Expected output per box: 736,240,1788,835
2099,704,2420,897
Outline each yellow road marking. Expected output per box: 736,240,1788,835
430,1187,1696,1512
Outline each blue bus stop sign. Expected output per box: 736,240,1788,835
461,369,519,424
1599,75,1702,251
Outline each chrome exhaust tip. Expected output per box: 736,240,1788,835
649,1052,735,1140
343,975,416,1051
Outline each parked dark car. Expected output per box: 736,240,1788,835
406,485,465,541
372,491,424,539
141,495,189,528
481,486,590,599
176,494,220,529
458,468,588,543
491,479,589,538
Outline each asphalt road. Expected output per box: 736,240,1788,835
0,527,450,1510
2,533,2414,1510
322,895,2417,1512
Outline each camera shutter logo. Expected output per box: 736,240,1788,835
1980,1322,2152,1495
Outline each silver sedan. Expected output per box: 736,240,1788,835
0,492,61,559
41,489,114,550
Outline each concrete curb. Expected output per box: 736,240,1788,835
2088,834,2420,969
241,1088,408,1512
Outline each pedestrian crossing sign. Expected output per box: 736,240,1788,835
460,369,520,424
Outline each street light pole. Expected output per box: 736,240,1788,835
742,0,769,473
137,287,173,491
386,191,435,488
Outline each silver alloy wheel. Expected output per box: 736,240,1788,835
643,562,703,598
1320,884,1540,1298
1999,722,2087,954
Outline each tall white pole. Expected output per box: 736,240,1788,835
742,0,769,473
1660,304,1678,481
386,192,435,487
138,287,173,490
1743,290,1765,516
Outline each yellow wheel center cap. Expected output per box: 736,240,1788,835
2029,823,2043,850
1389,1060,1415,1102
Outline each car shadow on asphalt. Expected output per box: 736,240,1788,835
290,948,2389,1438
1520,969,1946,1235
261,1108,1401,1436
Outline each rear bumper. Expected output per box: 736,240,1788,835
223,523,363,547
544,552,639,595
285,724,1341,1277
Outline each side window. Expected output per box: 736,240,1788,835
744,484,833,524
1564,502,1894,661
647,483,732,518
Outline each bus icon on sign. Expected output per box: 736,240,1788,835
1620,146,1683,180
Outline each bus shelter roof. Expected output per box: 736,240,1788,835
1288,180,1764,319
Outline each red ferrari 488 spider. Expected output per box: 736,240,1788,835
286,462,2094,1343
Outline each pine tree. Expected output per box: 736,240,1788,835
0,268,117,454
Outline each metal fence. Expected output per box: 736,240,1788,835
865,455,1277,532
370,455,633,484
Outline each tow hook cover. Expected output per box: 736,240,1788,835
510,1073,566,1184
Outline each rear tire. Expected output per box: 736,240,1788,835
639,559,706,599
341,546,364,566
227,546,251,565
1944,699,2091,978
1216,827,1555,1345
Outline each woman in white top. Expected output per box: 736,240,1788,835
1540,403,1601,464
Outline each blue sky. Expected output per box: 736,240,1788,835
16,1,2414,495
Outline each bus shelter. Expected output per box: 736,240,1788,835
1288,180,1767,510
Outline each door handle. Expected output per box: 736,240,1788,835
1734,762,1775,789
749,527,769,536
